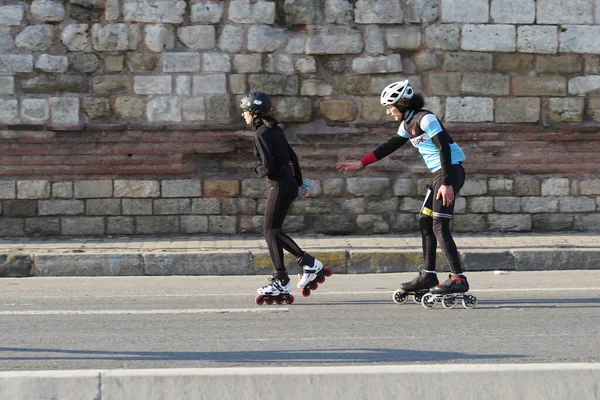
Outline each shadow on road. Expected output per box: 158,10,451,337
476,297,600,309
0,347,524,364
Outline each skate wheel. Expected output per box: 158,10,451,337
316,274,325,283
392,290,407,305
255,295,265,305
442,295,457,309
265,297,274,305
275,297,284,305
301,287,311,297
421,293,437,309
323,268,333,277
285,295,295,305
462,294,478,309
413,293,424,304
308,281,318,290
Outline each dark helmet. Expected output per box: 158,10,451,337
240,91,272,114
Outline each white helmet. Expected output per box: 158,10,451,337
380,80,414,106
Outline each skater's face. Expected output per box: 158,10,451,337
241,109,253,125
386,105,403,121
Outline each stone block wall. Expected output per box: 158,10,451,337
1,0,600,236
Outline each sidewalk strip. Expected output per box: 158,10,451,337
0,308,288,315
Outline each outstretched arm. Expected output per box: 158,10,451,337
336,136,408,173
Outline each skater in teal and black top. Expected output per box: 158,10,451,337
337,80,476,308
241,92,332,305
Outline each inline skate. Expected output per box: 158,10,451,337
297,253,332,297
421,274,478,309
392,270,439,304
255,275,294,305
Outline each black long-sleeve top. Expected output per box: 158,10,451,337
253,121,303,186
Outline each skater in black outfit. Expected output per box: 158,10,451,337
241,92,329,305
336,80,474,306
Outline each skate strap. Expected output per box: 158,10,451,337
451,277,466,282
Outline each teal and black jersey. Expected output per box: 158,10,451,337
397,109,466,173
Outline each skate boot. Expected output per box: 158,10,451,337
255,272,294,305
297,253,332,297
421,274,478,310
393,270,439,305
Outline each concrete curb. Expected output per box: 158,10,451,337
2,248,600,277
1,364,599,400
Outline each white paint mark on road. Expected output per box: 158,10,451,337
0,308,288,316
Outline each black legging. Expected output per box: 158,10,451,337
264,169,303,273
420,164,466,274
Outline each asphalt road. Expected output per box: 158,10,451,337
1,271,599,371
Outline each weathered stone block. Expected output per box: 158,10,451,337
154,198,191,215
222,198,256,215
346,178,390,196
180,216,209,234
366,198,399,214
495,97,540,123
0,218,25,237
228,0,275,24
134,76,172,95
335,76,369,95
36,55,68,73
92,23,140,51
50,97,79,124
517,26,558,54
0,181,16,200
70,53,100,73
513,76,566,96
467,197,493,213
241,179,268,198
386,26,421,50
446,53,492,72
424,24,460,50
114,96,145,119
514,178,540,196
0,100,19,124
445,97,493,122
218,25,242,52
136,216,178,234
82,97,111,119
488,178,514,195
548,97,584,123
123,0,186,23
115,180,159,197
0,28,14,52
191,1,224,23
533,214,574,231
580,179,600,195
147,97,181,122
442,0,488,22
16,25,54,51
405,0,439,22
560,26,600,54
305,26,363,54
320,100,356,122
203,52,231,72
462,73,509,96
163,53,200,73
322,179,344,196
559,197,596,212
351,55,402,74
92,75,130,96
3,200,37,217
61,24,89,51
52,182,73,199
568,76,600,96
175,76,191,96
25,217,61,236
193,74,228,94
427,73,460,96
86,199,121,215
537,0,594,24
355,0,402,23
460,179,487,196
536,55,582,74
247,74,297,95
521,197,559,213
162,179,202,197
126,52,158,72
106,216,135,234
122,199,152,215
182,97,206,122
488,214,532,232
491,0,535,23
38,200,84,215
494,53,535,73
0,5,25,25
494,197,521,213
208,216,237,234
462,24,516,52
75,180,112,198
191,198,220,214
247,25,286,52
178,25,216,51
276,97,312,123
146,24,176,53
